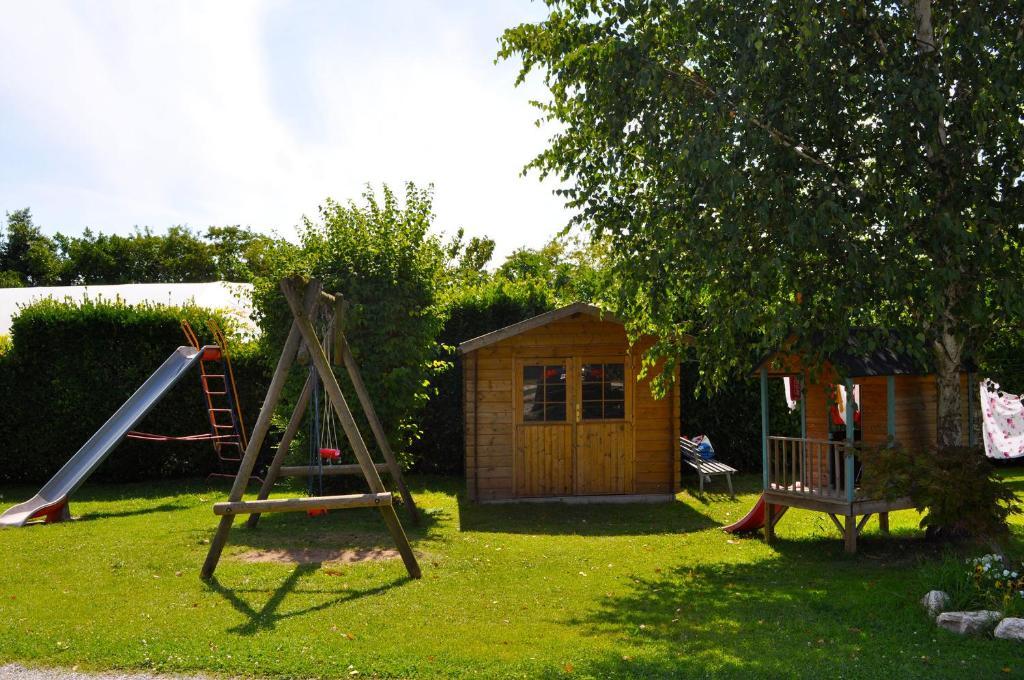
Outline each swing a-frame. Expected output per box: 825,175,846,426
200,276,421,579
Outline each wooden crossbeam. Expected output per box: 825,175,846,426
279,463,389,477
215,492,392,516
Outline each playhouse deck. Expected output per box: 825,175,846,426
762,435,914,553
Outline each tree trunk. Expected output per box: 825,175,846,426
933,327,965,449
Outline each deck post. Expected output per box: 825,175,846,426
764,501,775,544
845,379,855,504
761,368,769,491
799,374,807,488
844,514,857,554
878,512,890,535
886,375,896,445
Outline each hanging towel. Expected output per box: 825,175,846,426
830,384,861,426
980,379,1024,459
783,377,800,411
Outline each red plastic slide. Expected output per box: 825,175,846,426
722,494,782,533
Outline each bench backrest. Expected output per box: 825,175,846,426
679,437,701,462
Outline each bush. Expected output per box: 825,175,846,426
410,278,555,473
0,298,268,484
861,445,1021,542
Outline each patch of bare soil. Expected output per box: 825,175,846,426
235,546,400,565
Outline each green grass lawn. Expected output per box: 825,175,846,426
1,471,1022,679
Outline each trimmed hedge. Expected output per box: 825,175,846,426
410,280,555,473
0,298,268,484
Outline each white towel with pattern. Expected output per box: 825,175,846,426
981,379,1024,459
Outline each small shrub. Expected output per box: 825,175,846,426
861,445,1021,542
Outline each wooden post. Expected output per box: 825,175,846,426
334,294,420,523
761,368,769,491
878,512,890,535
764,501,775,544
245,373,314,529
886,375,896,444
844,514,857,554
200,285,319,579
281,278,421,579
845,379,855,504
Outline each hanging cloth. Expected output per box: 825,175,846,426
829,384,861,426
782,377,801,411
980,379,1024,459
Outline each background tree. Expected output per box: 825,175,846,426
501,0,1024,449
252,183,450,461
1,208,60,285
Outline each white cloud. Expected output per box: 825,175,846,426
0,1,568,259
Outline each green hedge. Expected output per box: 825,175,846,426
678,362,801,472
0,298,268,484
410,279,555,473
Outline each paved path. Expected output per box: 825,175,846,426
0,664,219,680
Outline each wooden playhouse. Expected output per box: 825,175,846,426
754,334,977,552
459,303,681,502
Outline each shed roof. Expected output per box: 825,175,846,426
457,302,620,355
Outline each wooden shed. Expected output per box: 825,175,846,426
459,303,681,502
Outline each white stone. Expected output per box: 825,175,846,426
936,610,1003,635
994,617,1024,641
920,590,950,618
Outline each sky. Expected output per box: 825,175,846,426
0,1,569,261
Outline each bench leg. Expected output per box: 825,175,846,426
726,473,734,499
698,471,704,496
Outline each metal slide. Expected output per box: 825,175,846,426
0,346,206,527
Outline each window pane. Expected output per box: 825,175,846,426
523,365,543,421
582,382,602,401
524,402,544,421
545,403,566,421
604,380,625,400
582,402,602,420
582,363,603,382
545,383,566,403
604,401,625,419
605,363,624,381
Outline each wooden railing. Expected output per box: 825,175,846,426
767,436,862,501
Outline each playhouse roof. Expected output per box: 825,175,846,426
457,302,620,354
753,329,973,377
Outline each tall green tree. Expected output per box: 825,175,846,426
501,1,1024,448
252,183,450,458
1,208,60,286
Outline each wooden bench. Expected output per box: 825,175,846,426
680,437,736,498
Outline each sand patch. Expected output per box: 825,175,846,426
235,546,400,565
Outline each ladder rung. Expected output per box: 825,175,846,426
213,493,393,516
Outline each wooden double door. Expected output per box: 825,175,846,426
514,356,634,497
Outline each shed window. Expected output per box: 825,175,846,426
581,362,626,420
523,364,567,422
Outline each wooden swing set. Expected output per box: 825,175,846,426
200,276,421,580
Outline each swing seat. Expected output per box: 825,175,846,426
319,447,341,461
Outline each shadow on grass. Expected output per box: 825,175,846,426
458,495,718,536
205,567,411,635
73,501,193,522
543,540,983,679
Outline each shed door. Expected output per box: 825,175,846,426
575,357,634,495
515,359,573,496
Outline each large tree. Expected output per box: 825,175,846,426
501,1,1024,448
